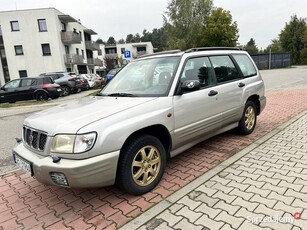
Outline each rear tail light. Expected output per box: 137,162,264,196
42,84,54,88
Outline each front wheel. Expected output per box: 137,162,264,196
117,135,166,195
238,101,257,135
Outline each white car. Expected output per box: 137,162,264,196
13,48,266,195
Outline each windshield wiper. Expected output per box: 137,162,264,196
107,93,135,97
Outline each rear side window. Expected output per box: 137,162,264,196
43,77,53,84
209,56,240,83
232,54,257,77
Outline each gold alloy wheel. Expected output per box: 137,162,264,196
245,106,256,130
131,145,161,186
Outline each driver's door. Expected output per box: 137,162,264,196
0,79,21,103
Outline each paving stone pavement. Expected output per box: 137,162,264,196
122,110,307,230
0,88,307,230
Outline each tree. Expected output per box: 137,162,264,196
140,28,168,52
163,0,214,50
279,15,307,64
244,38,259,54
263,39,283,53
300,30,307,64
103,55,116,71
117,38,125,44
202,7,238,47
96,38,105,44
126,34,134,43
106,36,116,45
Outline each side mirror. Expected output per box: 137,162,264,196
181,80,201,93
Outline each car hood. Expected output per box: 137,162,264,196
24,96,157,135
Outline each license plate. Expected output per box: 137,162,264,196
13,153,33,176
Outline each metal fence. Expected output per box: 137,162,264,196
251,53,292,70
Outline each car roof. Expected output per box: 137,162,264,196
137,47,245,60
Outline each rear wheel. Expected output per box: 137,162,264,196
238,101,257,135
61,85,71,96
35,91,48,101
117,135,166,195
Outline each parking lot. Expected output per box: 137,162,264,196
0,66,307,229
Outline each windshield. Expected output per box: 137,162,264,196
100,56,180,97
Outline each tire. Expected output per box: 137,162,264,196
61,85,71,96
35,91,48,101
238,101,257,135
117,135,166,195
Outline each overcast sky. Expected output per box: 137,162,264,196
1,0,307,49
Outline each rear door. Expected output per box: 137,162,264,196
19,78,37,100
209,55,244,126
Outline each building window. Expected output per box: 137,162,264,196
14,45,24,55
61,22,66,32
76,48,79,55
38,19,47,32
79,31,82,41
10,21,20,31
65,45,69,54
41,44,51,56
19,70,28,78
81,50,84,59
121,48,125,54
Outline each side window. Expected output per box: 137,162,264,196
4,80,21,89
210,56,240,84
180,57,216,88
21,79,34,87
232,54,257,77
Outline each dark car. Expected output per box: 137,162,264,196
39,72,82,96
0,76,62,103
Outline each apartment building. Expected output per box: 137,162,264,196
0,8,102,86
95,42,154,73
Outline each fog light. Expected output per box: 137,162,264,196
50,172,69,186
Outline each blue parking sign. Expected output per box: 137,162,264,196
124,50,131,58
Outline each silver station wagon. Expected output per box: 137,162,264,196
13,48,266,195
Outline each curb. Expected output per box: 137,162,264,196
120,109,307,230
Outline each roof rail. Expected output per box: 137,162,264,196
185,47,240,53
138,49,182,58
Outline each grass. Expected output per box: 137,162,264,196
0,100,49,108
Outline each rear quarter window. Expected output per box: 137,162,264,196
232,54,257,77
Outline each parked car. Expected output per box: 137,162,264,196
79,74,97,88
105,68,120,83
78,75,90,91
0,76,61,103
13,48,266,195
39,72,82,96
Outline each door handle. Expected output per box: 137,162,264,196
208,90,218,96
238,82,245,88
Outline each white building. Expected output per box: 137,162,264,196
0,8,102,86
95,42,155,74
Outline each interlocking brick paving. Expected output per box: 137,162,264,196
1,88,307,229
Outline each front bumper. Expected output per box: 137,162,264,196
13,143,120,188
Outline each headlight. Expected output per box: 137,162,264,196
51,132,97,154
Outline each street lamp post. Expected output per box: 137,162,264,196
269,46,272,70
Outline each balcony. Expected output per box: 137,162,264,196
85,41,100,51
132,51,147,58
64,54,84,64
87,58,103,66
105,53,118,59
61,31,81,44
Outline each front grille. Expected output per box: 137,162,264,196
23,126,47,151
